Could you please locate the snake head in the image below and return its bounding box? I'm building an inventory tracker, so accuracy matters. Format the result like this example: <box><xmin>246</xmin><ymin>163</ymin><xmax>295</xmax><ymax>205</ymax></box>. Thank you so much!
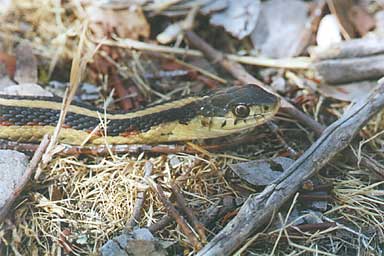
<box><xmin>198</xmin><ymin>84</ymin><xmax>280</xmax><ymax>132</ymax></box>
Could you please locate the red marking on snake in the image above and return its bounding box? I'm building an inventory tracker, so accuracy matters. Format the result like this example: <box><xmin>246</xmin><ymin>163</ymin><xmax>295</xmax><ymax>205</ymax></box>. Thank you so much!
<box><xmin>0</xmin><ymin>121</ymin><xmax>12</xmax><ymax>126</ymax></box>
<box><xmin>120</xmin><ymin>130</ymin><xmax>140</xmax><ymax>137</ymax></box>
<box><xmin>26</xmin><ymin>122</ymin><xmax>39</xmax><ymax>126</ymax></box>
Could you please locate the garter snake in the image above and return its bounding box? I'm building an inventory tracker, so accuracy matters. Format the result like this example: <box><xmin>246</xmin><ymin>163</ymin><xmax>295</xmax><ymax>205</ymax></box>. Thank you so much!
<box><xmin>0</xmin><ymin>84</ymin><xmax>280</xmax><ymax>145</ymax></box>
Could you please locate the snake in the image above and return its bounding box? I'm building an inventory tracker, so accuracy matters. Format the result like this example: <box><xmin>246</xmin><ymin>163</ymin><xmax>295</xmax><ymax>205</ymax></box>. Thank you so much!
<box><xmin>0</xmin><ymin>84</ymin><xmax>280</xmax><ymax>145</ymax></box>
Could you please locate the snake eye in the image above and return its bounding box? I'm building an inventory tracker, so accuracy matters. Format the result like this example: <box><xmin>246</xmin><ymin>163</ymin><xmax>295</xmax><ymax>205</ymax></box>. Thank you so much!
<box><xmin>233</xmin><ymin>104</ymin><xmax>250</xmax><ymax>118</ymax></box>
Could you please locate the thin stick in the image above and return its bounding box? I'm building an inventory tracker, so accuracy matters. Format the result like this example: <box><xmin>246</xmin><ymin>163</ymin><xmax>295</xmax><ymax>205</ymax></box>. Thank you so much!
<box><xmin>171</xmin><ymin>183</ymin><xmax>207</xmax><ymax>243</ymax></box>
<box><xmin>125</xmin><ymin>161</ymin><xmax>153</xmax><ymax>230</ymax></box>
<box><xmin>152</xmin><ymin>182</ymin><xmax>202</xmax><ymax>250</ymax></box>
<box><xmin>0</xmin><ymin>134</ymin><xmax>266</xmax><ymax>156</ymax></box>
<box><xmin>99</xmin><ymin>37</ymin><xmax>312</xmax><ymax>70</ymax></box>
<box><xmin>267</xmin><ymin>121</ymin><xmax>299</xmax><ymax>158</ymax></box>
<box><xmin>148</xmin><ymin>216</ymin><xmax>173</xmax><ymax>233</ymax></box>
<box><xmin>196</xmin><ymin>80</ymin><xmax>384</xmax><ymax>255</ymax></box>
<box><xmin>0</xmin><ymin>135</ymin><xmax>50</xmax><ymax>223</ymax></box>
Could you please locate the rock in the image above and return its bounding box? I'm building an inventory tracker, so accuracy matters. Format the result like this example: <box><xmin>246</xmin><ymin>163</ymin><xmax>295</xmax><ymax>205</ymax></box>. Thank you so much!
<box><xmin>0</xmin><ymin>150</ymin><xmax>29</xmax><ymax>209</ymax></box>
<box><xmin>100</xmin><ymin>228</ymin><xmax>167</xmax><ymax>256</ymax></box>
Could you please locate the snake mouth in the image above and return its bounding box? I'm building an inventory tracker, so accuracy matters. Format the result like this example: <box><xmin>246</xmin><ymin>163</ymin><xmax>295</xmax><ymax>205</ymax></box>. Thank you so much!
<box><xmin>205</xmin><ymin>114</ymin><xmax>273</xmax><ymax>133</ymax></box>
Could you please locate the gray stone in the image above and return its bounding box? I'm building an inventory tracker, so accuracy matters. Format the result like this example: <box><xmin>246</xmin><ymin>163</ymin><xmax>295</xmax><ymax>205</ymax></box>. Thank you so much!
<box><xmin>0</xmin><ymin>150</ymin><xmax>29</xmax><ymax>209</ymax></box>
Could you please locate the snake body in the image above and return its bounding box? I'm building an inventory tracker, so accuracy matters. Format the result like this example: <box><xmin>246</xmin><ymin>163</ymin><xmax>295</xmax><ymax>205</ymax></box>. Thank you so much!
<box><xmin>0</xmin><ymin>84</ymin><xmax>280</xmax><ymax>145</ymax></box>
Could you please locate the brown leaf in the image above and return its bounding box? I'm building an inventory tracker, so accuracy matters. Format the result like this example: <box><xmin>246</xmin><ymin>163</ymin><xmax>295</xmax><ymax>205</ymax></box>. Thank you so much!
<box><xmin>348</xmin><ymin>5</ymin><xmax>376</xmax><ymax>36</ymax></box>
<box><xmin>85</xmin><ymin>4</ymin><xmax>150</xmax><ymax>39</ymax></box>
<box><xmin>0</xmin><ymin>51</ymin><xmax>16</xmax><ymax>78</ymax></box>
<box><xmin>327</xmin><ymin>0</ymin><xmax>356</xmax><ymax>39</ymax></box>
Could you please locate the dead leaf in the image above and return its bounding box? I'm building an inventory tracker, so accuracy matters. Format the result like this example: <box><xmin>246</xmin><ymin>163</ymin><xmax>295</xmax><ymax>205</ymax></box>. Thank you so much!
<box><xmin>317</xmin><ymin>81</ymin><xmax>376</xmax><ymax>102</ymax></box>
<box><xmin>85</xmin><ymin>4</ymin><xmax>150</xmax><ymax>39</ymax></box>
<box><xmin>229</xmin><ymin>157</ymin><xmax>294</xmax><ymax>186</ymax></box>
<box><xmin>348</xmin><ymin>5</ymin><xmax>376</xmax><ymax>36</ymax></box>
<box><xmin>327</xmin><ymin>0</ymin><xmax>356</xmax><ymax>39</ymax></box>
<box><xmin>250</xmin><ymin>0</ymin><xmax>309</xmax><ymax>58</ymax></box>
<box><xmin>210</xmin><ymin>0</ymin><xmax>261</xmax><ymax>39</ymax></box>
<box><xmin>0</xmin><ymin>51</ymin><xmax>16</xmax><ymax>78</ymax></box>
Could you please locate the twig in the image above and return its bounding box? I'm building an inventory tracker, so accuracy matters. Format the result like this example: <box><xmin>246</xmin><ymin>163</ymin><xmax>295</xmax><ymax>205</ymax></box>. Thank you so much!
<box><xmin>159</xmin><ymin>53</ymin><xmax>227</xmax><ymax>84</ymax></box>
<box><xmin>267</xmin><ymin>121</ymin><xmax>299</xmax><ymax>158</ymax></box>
<box><xmin>287</xmin><ymin>222</ymin><xmax>337</xmax><ymax>234</ymax></box>
<box><xmin>0</xmin><ymin>135</ymin><xmax>50</xmax><ymax>223</ymax></box>
<box><xmin>125</xmin><ymin>161</ymin><xmax>153</xmax><ymax>230</ymax></box>
<box><xmin>196</xmin><ymin>80</ymin><xmax>384</xmax><ymax>255</ymax></box>
<box><xmin>184</xmin><ymin>31</ymin><xmax>325</xmax><ymax>136</ymax></box>
<box><xmin>0</xmin><ymin>133</ymin><xmax>269</xmax><ymax>156</ymax></box>
<box><xmin>0</xmin><ymin>141</ymin><xmax>194</xmax><ymax>155</ymax></box>
<box><xmin>298</xmin><ymin>194</ymin><xmax>333</xmax><ymax>202</ymax></box>
<box><xmin>99</xmin><ymin>37</ymin><xmax>312</xmax><ymax>70</ymax></box>
<box><xmin>152</xmin><ymin>182</ymin><xmax>202</xmax><ymax>250</ymax></box>
<box><xmin>148</xmin><ymin>216</ymin><xmax>173</xmax><ymax>233</ymax></box>
<box><xmin>358</xmin><ymin>152</ymin><xmax>384</xmax><ymax>179</ymax></box>
<box><xmin>171</xmin><ymin>183</ymin><xmax>207</xmax><ymax>243</ymax></box>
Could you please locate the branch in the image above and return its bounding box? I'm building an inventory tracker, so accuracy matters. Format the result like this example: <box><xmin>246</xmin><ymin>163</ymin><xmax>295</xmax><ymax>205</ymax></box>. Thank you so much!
<box><xmin>152</xmin><ymin>183</ymin><xmax>202</xmax><ymax>250</ymax></box>
<box><xmin>197</xmin><ymin>80</ymin><xmax>384</xmax><ymax>255</ymax></box>
<box><xmin>125</xmin><ymin>161</ymin><xmax>153</xmax><ymax>230</ymax></box>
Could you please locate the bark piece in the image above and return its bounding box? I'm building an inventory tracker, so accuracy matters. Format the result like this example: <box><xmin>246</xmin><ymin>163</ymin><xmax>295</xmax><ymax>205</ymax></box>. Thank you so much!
<box><xmin>314</xmin><ymin>54</ymin><xmax>384</xmax><ymax>84</ymax></box>
<box><xmin>310</xmin><ymin>37</ymin><xmax>384</xmax><ymax>60</ymax></box>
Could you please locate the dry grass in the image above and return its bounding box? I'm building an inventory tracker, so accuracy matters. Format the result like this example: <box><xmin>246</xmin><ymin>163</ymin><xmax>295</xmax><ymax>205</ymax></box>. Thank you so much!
<box><xmin>6</xmin><ymin>153</ymin><xmax>239</xmax><ymax>255</ymax></box>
